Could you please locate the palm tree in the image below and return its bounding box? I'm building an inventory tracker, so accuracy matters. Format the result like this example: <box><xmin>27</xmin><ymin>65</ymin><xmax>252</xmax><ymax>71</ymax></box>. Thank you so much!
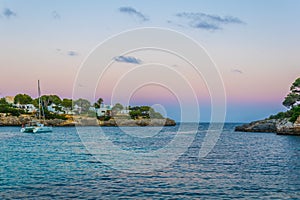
<box><xmin>94</xmin><ymin>98</ymin><xmax>104</xmax><ymax>108</ymax></box>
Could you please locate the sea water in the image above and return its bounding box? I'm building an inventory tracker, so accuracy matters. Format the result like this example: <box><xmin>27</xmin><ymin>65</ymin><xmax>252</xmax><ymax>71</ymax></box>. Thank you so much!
<box><xmin>0</xmin><ymin>124</ymin><xmax>299</xmax><ymax>199</ymax></box>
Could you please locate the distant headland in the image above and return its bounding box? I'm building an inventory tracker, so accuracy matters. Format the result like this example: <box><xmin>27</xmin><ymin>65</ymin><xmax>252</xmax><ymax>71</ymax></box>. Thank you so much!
<box><xmin>235</xmin><ymin>77</ymin><xmax>300</xmax><ymax>135</ymax></box>
<box><xmin>0</xmin><ymin>95</ymin><xmax>176</xmax><ymax>127</ymax></box>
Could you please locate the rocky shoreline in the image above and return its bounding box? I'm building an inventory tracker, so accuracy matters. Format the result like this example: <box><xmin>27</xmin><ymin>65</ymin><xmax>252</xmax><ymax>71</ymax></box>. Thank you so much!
<box><xmin>235</xmin><ymin>116</ymin><xmax>300</xmax><ymax>136</ymax></box>
<box><xmin>0</xmin><ymin>115</ymin><xmax>176</xmax><ymax>127</ymax></box>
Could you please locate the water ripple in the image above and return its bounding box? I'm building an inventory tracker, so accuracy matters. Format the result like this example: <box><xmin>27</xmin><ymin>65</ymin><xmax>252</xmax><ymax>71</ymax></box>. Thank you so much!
<box><xmin>0</xmin><ymin>124</ymin><xmax>299</xmax><ymax>199</ymax></box>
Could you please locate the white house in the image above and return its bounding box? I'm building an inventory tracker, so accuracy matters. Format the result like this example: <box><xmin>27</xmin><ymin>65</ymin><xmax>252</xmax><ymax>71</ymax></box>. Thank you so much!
<box><xmin>47</xmin><ymin>103</ymin><xmax>64</xmax><ymax>114</ymax></box>
<box><xmin>72</xmin><ymin>104</ymin><xmax>82</xmax><ymax>114</ymax></box>
<box><xmin>96</xmin><ymin>104</ymin><xmax>113</xmax><ymax>117</ymax></box>
<box><xmin>118</xmin><ymin>109</ymin><xmax>130</xmax><ymax>115</ymax></box>
<box><xmin>63</xmin><ymin>108</ymin><xmax>75</xmax><ymax>115</ymax></box>
<box><xmin>24</xmin><ymin>104</ymin><xmax>36</xmax><ymax>113</ymax></box>
<box><xmin>14</xmin><ymin>103</ymin><xmax>36</xmax><ymax>113</ymax></box>
<box><xmin>47</xmin><ymin>103</ymin><xmax>56</xmax><ymax>113</ymax></box>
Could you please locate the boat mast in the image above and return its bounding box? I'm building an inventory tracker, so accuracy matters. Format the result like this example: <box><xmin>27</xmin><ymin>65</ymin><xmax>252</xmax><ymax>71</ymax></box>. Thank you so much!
<box><xmin>38</xmin><ymin>80</ymin><xmax>46</xmax><ymax>122</ymax></box>
<box><xmin>38</xmin><ymin>80</ymin><xmax>41</xmax><ymax>121</ymax></box>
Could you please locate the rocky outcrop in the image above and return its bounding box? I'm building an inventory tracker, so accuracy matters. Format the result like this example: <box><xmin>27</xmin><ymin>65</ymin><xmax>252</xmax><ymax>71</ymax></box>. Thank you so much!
<box><xmin>276</xmin><ymin>116</ymin><xmax>300</xmax><ymax>135</ymax></box>
<box><xmin>78</xmin><ymin>118</ymin><xmax>176</xmax><ymax>127</ymax></box>
<box><xmin>235</xmin><ymin>116</ymin><xmax>300</xmax><ymax>135</ymax></box>
<box><xmin>235</xmin><ymin>119</ymin><xmax>277</xmax><ymax>133</ymax></box>
<box><xmin>0</xmin><ymin>115</ymin><xmax>176</xmax><ymax>127</ymax></box>
<box><xmin>0</xmin><ymin>115</ymin><xmax>74</xmax><ymax>127</ymax></box>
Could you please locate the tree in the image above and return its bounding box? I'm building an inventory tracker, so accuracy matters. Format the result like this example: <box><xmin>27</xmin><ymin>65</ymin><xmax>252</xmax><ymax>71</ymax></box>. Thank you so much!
<box><xmin>112</xmin><ymin>103</ymin><xmax>124</xmax><ymax>116</ymax></box>
<box><xmin>94</xmin><ymin>98</ymin><xmax>103</xmax><ymax>108</ymax></box>
<box><xmin>14</xmin><ymin>94</ymin><xmax>33</xmax><ymax>104</ymax></box>
<box><xmin>0</xmin><ymin>98</ymin><xmax>8</xmax><ymax>105</ymax></box>
<box><xmin>74</xmin><ymin>98</ymin><xmax>91</xmax><ymax>113</ymax></box>
<box><xmin>283</xmin><ymin>77</ymin><xmax>300</xmax><ymax>108</ymax></box>
<box><xmin>291</xmin><ymin>77</ymin><xmax>300</xmax><ymax>93</ymax></box>
<box><xmin>113</xmin><ymin>103</ymin><xmax>124</xmax><ymax>111</ymax></box>
<box><xmin>32</xmin><ymin>98</ymin><xmax>39</xmax><ymax>108</ymax></box>
<box><xmin>61</xmin><ymin>98</ymin><xmax>73</xmax><ymax>109</ymax></box>
<box><xmin>40</xmin><ymin>95</ymin><xmax>50</xmax><ymax>106</ymax></box>
<box><xmin>40</xmin><ymin>95</ymin><xmax>62</xmax><ymax>106</ymax></box>
<box><xmin>129</xmin><ymin>110</ymin><xmax>142</xmax><ymax>119</ymax></box>
<box><xmin>49</xmin><ymin>95</ymin><xmax>62</xmax><ymax>105</ymax></box>
<box><xmin>149</xmin><ymin>108</ymin><xmax>164</xmax><ymax>119</ymax></box>
<box><xmin>283</xmin><ymin>93</ymin><xmax>300</xmax><ymax>109</ymax></box>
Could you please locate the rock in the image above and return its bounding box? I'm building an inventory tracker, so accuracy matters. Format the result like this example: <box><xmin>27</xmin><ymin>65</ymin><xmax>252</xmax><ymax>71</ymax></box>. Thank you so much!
<box><xmin>276</xmin><ymin>116</ymin><xmax>300</xmax><ymax>135</ymax></box>
<box><xmin>163</xmin><ymin>118</ymin><xmax>176</xmax><ymax>126</ymax></box>
<box><xmin>101</xmin><ymin>119</ymin><xmax>118</xmax><ymax>126</ymax></box>
<box><xmin>74</xmin><ymin>117</ymin><xmax>98</xmax><ymax>126</ymax></box>
<box><xmin>235</xmin><ymin>117</ymin><xmax>300</xmax><ymax>135</ymax></box>
<box><xmin>294</xmin><ymin>116</ymin><xmax>300</xmax><ymax>127</ymax></box>
<box><xmin>0</xmin><ymin>115</ymin><xmax>31</xmax><ymax>126</ymax></box>
<box><xmin>44</xmin><ymin>119</ymin><xmax>65</xmax><ymax>126</ymax></box>
<box><xmin>107</xmin><ymin>118</ymin><xmax>176</xmax><ymax>127</ymax></box>
<box><xmin>0</xmin><ymin>114</ymin><xmax>176</xmax><ymax>127</ymax></box>
<box><xmin>235</xmin><ymin>119</ymin><xmax>277</xmax><ymax>133</ymax></box>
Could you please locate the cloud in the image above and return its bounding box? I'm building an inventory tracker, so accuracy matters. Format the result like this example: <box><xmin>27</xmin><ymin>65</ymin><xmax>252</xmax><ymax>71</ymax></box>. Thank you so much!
<box><xmin>193</xmin><ymin>22</ymin><xmax>220</xmax><ymax>30</ymax></box>
<box><xmin>231</xmin><ymin>69</ymin><xmax>243</xmax><ymax>74</ymax></box>
<box><xmin>3</xmin><ymin>8</ymin><xmax>16</xmax><ymax>18</ymax></box>
<box><xmin>67</xmin><ymin>51</ymin><xmax>79</xmax><ymax>56</ymax></box>
<box><xmin>113</xmin><ymin>56</ymin><xmax>142</xmax><ymax>64</ymax></box>
<box><xmin>119</xmin><ymin>6</ymin><xmax>149</xmax><ymax>21</ymax></box>
<box><xmin>175</xmin><ymin>12</ymin><xmax>245</xmax><ymax>30</ymax></box>
<box><xmin>52</xmin><ymin>11</ymin><xmax>60</xmax><ymax>19</ymax></box>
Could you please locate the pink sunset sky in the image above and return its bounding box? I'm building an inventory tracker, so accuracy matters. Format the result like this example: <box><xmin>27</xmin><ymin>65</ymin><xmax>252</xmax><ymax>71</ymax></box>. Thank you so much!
<box><xmin>1</xmin><ymin>0</ymin><xmax>299</xmax><ymax>122</ymax></box>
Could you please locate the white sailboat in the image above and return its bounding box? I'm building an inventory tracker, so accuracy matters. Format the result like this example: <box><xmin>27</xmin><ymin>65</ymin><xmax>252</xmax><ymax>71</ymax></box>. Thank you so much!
<box><xmin>20</xmin><ymin>80</ymin><xmax>53</xmax><ymax>133</ymax></box>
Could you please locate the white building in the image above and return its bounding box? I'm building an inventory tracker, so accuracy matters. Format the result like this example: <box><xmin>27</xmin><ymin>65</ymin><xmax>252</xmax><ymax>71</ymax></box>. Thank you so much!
<box><xmin>96</xmin><ymin>104</ymin><xmax>113</xmax><ymax>117</ymax></box>
<box><xmin>15</xmin><ymin>104</ymin><xmax>36</xmax><ymax>113</ymax></box>
<box><xmin>118</xmin><ymin>109</ymin><xmax>130</xmax><ymax>115</ymax></box>
<box><xmin>72</xmin><ymin>104</ymin><xmax>82</xmax><ymax>114</ymax></box>
<box><xmin>47</xmin><ymin>103</ymin><xmax>64</xmax><ymax>114</ymax></box>
<box><xmin>25</xmin><ymin>104</ymin><xmax>36</xmax><ymax>113</ymax></box>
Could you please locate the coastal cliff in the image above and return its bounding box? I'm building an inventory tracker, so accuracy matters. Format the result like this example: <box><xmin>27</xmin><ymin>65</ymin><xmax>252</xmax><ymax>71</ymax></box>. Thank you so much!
<box><xmin>235</xmin><ymin>77</ymin><xmax>300</xmax><ymax>136</ymax></box>
<box><xmin>235</xmin><ymin>116</ymin><xmax>300</xmax><ymax>135</ymax></box>
<box><xmin>0</xmin><ymin>115</ymin><xmax>176</xmax><ymax>127</ymax></box>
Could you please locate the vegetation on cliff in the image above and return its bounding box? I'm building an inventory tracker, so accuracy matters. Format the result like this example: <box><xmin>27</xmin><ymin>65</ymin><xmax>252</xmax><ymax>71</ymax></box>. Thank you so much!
<box><xmin>269</xmin><ymin>77</ymin><xmax>300</xmax><ymax>123</ymax></box>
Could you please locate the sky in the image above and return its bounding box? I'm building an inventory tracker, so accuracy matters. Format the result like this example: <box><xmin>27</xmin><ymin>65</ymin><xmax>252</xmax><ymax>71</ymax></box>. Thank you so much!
<box><xmin>0</xmin><ymin>0</ymin><xmax>299</xmax><ymax>122</ymax></box>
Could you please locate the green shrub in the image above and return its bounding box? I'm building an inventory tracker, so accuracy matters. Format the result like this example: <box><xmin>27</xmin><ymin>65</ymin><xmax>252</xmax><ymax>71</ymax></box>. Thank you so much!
<box><xmin>0</xmin><ymin>105</ymin><xmax>25</xmax><ymax>117</ymax></box>
<box><xmin>289</xmin><ymin>105</ymin><xmax>300</xmax><ymax>123</ymax></box>
<box><xmin>268</xmin><ymin>105</ymin><xmax>300</xmax><ymax>123</ymax></box>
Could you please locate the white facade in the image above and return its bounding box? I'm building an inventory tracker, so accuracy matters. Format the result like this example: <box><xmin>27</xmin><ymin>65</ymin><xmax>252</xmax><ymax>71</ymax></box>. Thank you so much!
<box><xmin>119</xmin><ymin>109</ymin><xmax>130</xmax><ymax>115</ymax></box>
<box><xmin>47</xmin><ymin>103</ymin><xmax>64</xmax><ymax>114</ymax></box>
<box><xmin>15</xmin><ymin>103</ymin><xmax>36</xmax><ymax>113</ymax></box>
<box><xmin>96</xmin><ymin>104</ymin><xmax>113</xmax><ymax>117</ymax></box>
<box><xmin>25</xmin><ymin>104</ymin><xmax>36</xmax><ymax>113</ymax></box>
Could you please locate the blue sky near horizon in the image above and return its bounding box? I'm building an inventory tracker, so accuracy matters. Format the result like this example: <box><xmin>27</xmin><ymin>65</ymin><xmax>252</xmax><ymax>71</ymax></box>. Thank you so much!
<box><xmin>0</xmin><ymin>0</ymin><xmax>300</xmax><ymax>122</ymax></box>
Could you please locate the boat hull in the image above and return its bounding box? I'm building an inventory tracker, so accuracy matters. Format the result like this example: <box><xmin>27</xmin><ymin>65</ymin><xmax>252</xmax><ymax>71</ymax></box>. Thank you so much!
<box><xmin>33</xmin><ymin>126</ymin><xmax>53</xmax><ymax>133</ymax></box>
<box><xmin>20</xmin><ymin>127</ymin><xmax>35</xmax><ymax>133</ymax></box>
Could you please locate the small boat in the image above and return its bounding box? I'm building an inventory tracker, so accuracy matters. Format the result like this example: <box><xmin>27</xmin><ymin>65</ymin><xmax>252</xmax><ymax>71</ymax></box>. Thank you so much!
<box><xmin>20</xmin><ymin>80</ymin><xmax>53</xmax><ymax>133</ymax></box>
<box><xmin>20</xmin><ymin>121</ymin><xmax>36</xmax><ymax>133</ymax></box>
<box><xmin>21</xmin><ymin>121</ymin><xmax>52</xmax><ymax>133</ymax></box>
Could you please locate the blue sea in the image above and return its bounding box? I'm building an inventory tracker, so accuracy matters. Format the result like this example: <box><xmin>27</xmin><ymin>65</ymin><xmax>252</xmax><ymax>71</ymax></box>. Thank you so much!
<box><xmin>0</xmin><ymin>123</ymin><xmax>299</xmax><ymax>199</ymax></box>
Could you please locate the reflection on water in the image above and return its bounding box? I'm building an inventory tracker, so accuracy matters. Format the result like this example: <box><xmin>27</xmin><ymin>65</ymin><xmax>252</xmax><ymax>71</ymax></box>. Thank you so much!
<box><xmin>0</xmin><ymin>124</ymin><xmax>299</xmax><ymax>199</ymax></box>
